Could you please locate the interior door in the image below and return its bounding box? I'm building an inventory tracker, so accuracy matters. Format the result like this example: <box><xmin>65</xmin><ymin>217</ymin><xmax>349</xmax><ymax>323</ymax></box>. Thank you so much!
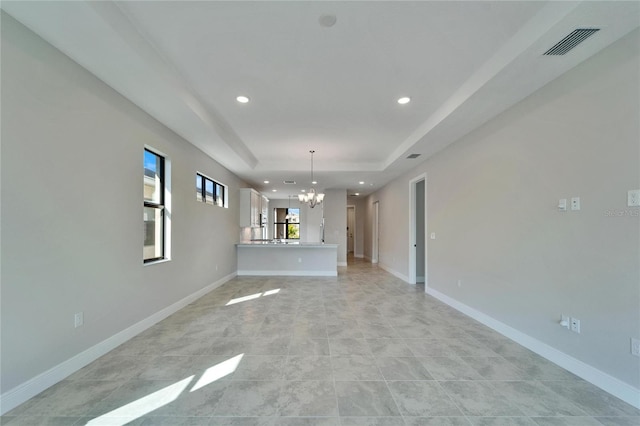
<box><xmin>347</xmin><ymin>206</ymin><xmax>355</xmax><ymax>254</ymax></box>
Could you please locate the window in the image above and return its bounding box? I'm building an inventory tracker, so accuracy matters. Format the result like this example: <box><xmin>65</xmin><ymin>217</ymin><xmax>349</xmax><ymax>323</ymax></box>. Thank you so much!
<box><xmin>144</xmin><ymin>149</ymin><xmax>165</xmax><ymax>262</ymax></box>
<box><xmin>274</xmin><ymin>208</ymin><xmax>300</xmax><ymax>239</ymax></box>
<box><xmin>196</xmin><ymin>173</ymin><xmax>225</xmax><ymax>207</ymax></box>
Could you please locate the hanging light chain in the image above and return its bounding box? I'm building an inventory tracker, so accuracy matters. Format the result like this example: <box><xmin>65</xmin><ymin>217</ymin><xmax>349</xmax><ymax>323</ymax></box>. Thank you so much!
<box><xmin>310</xmin><ymin>150</ymin><xmax>315</xmax><ymax>183</ymax></box>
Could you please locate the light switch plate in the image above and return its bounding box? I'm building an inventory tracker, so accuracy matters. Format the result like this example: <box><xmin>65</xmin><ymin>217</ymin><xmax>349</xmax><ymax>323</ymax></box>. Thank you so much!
<box><xmin>628</xmin><ymin>190</ymin><xmax>640</xmax><ymax>207</ymax></box>
<box><xmin>558</xmin><ymin>199</ymin><xmax>567</xmax><ymax>211</ymax></box>
<box><xmin>560</xmin><ymin>314</ymin><xmax>570</xmax><ymax>329</ymax></box>
<box><xmin>632</xmin><ymin>338</ymin><xmax>640</xmax><ymax>357</ymax></box>
<box><xmin>74</xmin><ymin>312</ymin><xmax>84</xmax><ymax>328</ymax></box>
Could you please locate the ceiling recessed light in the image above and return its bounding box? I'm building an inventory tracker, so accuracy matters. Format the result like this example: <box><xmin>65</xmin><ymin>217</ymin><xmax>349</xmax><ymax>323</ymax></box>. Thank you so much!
<box><xmin>264</xmin><ymin>180</ymin><xmax>269</xmax><ymax>184</ymax></box>
<box><xmin>272</xmin><ymin>189</ymin><xmax>277</xmax><ymax>192</ymax></box>
<box><xmin>319</xmin><ymin>14</ymin><xmax>337</xmax><ymax>28</ymax></box>
<box><xmin>397</xmin><ymin>97</ymin><xmax>411</xmax><ymax>105</ymax></box>
<box><xmin>312</xmin><ymin>181</ymin><xmax>317</xmax><ymax>185</ymax></box>
<box><xmin>301</xmin><ymin>189</ymin><xmax>306</xmax><ymax>193</ymax></box>
<box><xmin>355</xmin><ymin>193</ymin><xmax>360</xmax><ymax>196</ymax></box>
<box><xmin>359</xmin><ymin>181</ymin><xmax>365</xmax><ymax>185</ymax></box>
<box><xmin>236</xmin><ymin>95</ymin><xmax>250</xmax><ymax>103</ymax></box>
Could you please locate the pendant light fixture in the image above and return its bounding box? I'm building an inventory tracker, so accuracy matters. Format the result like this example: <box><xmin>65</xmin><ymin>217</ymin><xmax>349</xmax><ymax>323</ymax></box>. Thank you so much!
<box><xmin>298</xmin><ymin>150</ymin><xmax>325</xmax><ymax>208</ymax></box>
<box><xmin>285</xmin><ymin>195</ymin><xmax>294</xmax><ymax>220</ymax></box>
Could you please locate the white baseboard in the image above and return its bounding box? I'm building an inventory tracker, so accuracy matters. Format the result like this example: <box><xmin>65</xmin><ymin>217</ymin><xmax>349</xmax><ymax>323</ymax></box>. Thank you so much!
<box><xmin>354</xmin><ymin>254</ymin><xmax>364</xmax><ymax>258</ymax></box>
<box><xmin>0</xmin><ymin>272</ymin><xmax>236</xmax><ymax>416</ymax></box>
<box><xmin>379</xmin><ymin>263</ymin><xmax>410</xmax><ymax>283</ymax></box>
<box><xmin>337</xmin><ymin>262</ymin><xmax>348</xmax><ymax>267</ymax></box>
<box><xmin>237</xmin><ymin>270</ymin><xmax>337</xmax><ymax>277</ymax></box>
<box><xmin>426</xmin><ymin>287</ymin><xmax>640</xmax><ymax>410</ymax></box>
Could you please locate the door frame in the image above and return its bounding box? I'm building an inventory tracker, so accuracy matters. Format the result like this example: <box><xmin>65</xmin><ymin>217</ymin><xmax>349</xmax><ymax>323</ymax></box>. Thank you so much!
<box><xmin>347</xmin><ymin>205</ymin><xmax>356</xmax><ymax>255</ymax></box>
<box><xmin>372</xmin><ymin>201</ymin><xmax>379</xmax><ymax>264</ymax></box>
<box><xmin>409</xmin><ymin>173</ymin><xmax>427</xmax><ymax>286</ymax></box>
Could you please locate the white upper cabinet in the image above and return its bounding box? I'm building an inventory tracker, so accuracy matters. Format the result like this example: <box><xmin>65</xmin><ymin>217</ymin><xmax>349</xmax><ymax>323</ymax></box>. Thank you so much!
<box><xmin>240</xmin><ymin>188</ymin><xmax>265</xmax><ymax>228</ymax></box>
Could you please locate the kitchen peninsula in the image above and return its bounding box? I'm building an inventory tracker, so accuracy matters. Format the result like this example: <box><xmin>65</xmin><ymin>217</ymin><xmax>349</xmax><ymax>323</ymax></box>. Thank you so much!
<box><xmin>236</xmin><ymin>241</ymin><xmax>338</xmax><ymax>276</ymax></box>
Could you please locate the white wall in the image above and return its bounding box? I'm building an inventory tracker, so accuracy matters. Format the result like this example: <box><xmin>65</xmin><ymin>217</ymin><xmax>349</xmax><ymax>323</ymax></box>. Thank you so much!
<box><xmin>323</xmin><ymin>189</ymin><xmax>347</xmax><ymax>265</ymax></box>
<box><xmin>366</xmin><ymin>182</ymin><xmax>411</xmax><ymax>279</ymax></box>
<box><xmin>304</xmin><ymin>201</ymin><xmax>324</xmax><ymax>243</ymax></box>
<box><xmin>1</xmin><ymin>13</ymin><xmax>246</xmax><ymax>396</ymax></box>
<box><xmin>365</xmin><ymin>29</ymin><xmax>640</xmax><ymax>393</ymax></box>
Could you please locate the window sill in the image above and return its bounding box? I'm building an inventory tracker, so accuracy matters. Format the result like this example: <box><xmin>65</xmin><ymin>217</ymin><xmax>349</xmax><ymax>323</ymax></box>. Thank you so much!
<box><xmin>144</xmin><ymin>258</ymin><xmax>171</xmax><ymax>267</ymax></box>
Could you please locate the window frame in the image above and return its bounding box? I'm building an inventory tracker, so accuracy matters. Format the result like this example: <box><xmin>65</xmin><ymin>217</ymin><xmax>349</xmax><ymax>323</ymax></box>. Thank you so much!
<box><xmin>273</xmin><ymin>207</ymin><xmax>300</xmax><ymax>240</ymax></box>
<box><xmin>196</xmin><ymin>172</ymin><xmax>227</xmax><ymax>208</ymax></box>
<box><xmin>144</xmin><ymin>148</ymin><xmax>166</xmax><ymax>263</ymax></box>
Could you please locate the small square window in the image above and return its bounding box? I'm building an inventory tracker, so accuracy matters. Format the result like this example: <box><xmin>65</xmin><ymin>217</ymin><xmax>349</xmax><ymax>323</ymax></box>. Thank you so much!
<box><xmin>196</xmin><ymin>173</ymin><xmax>227</xmax><ymax>208</ymax></box>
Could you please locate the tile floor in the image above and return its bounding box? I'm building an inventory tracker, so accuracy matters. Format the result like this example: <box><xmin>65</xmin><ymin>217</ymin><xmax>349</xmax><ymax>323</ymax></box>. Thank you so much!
<box><xmin>3</xmin><ymin>258</ymin><xmax>639</xmax><ymax>425</ymax></box>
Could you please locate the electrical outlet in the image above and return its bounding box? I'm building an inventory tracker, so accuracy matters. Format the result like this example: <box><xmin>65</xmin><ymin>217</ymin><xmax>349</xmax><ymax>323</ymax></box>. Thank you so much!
<box><xmin>632</xmin><ymin>338</ymin><xmax>640</xmax><ymax>357</ymax></box>
<box><xmin>457</xmin><ymin>280</ymin><xmax>462</xmax><ymax>288</ymax></box>
<box><xmin>628</xmin><ymin>190</ymin><xmax>640</xmax><ymax>207</ymax></box>
<box><xmin>571</xmin><ymin>197</ymin><xmax>580</xmax><ymax>211</ymax></box>
<box><xmin>298</xmin><ymin>257</ymin><xmax>302</xmax><ymax>263</ymax></box>
<box><xmin>74</xmin><ymin>312</ymin><xmax>84</xmax><ymax>328</ymax></box>
<box><xmin>570</xmin><ymin>317</ymin><xmax>580</xmax><ymax>333</ymax></box>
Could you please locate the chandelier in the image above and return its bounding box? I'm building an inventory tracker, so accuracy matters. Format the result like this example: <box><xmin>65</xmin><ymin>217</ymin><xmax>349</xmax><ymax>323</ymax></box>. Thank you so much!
<box><xmin>298</xmin><ymin>150</ymin><xmax>325</xmax><ymax>208</ymax></box>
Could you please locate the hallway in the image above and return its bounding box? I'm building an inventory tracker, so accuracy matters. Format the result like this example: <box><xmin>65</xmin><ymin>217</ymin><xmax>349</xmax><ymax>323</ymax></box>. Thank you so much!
<box><xmin>4</xmin><ymin>259</ymin><xmax>639</xmax><ymax>425</ymax></box>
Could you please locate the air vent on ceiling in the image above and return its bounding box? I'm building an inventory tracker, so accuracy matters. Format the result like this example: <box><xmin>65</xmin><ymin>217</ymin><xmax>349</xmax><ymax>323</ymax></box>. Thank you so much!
<box><xmin>543</xmin><ymin>28</ymin><xmax>600</xmax><ymax>56</ymax></box>
<box><xmin>283</xmin><ymin>180</ymin><xmax>296</xmax><ymax>185</ymax></box>
<box><xmin>406</xmin><ymin>153</ymin><xmax>421</xmax><ymax>159</ymax></box>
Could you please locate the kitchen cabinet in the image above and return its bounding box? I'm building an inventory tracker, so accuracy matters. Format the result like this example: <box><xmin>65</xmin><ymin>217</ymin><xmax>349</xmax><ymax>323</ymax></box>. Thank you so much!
<box><xmin>261</xmin><ymin>195</ymin><xmax>269</xmax><ymax>228</ymax></box>
<box><xmin>239</xmin><ymin>188</ymin><xmax>263</xmax><ymax>228</ymax></box>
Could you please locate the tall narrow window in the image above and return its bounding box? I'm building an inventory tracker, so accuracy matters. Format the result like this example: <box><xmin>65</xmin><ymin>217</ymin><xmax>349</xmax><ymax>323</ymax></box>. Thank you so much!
<box><xmin>144</xmin><ymin>149</ymin><xmax>165</xmax><ymax>262</ymax></box>
<box><xmin>196</xmin><ymin>174</ymin><xmax>203</xmax><ymax>202</ymax></box>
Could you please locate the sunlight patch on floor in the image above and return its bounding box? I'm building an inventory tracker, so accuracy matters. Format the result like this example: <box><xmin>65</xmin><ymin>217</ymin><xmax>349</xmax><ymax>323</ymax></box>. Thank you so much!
<box><xmin>226</xmin><ymin>288</ymin><xmax>281</xmax><ymax>306</ymax></box>
<box><xmin>190</xmin><ymin>353</ymin><xmax>244</xmax><ymax>392</ymax></box>
<box><xmin>86</xmin><ymin>376</ymin><xmax>194</xmax><ymax>425</ymax></box>
<box><xmin>85</xmin><ymin>353</ymin><xmax>245</xmax><ymax>425</ymax></box>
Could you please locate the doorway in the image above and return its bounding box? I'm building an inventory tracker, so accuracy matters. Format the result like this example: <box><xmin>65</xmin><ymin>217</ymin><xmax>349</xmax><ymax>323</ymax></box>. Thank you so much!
<box><xmin>409</xmin><ymin>174</ymin><xmax>427</xmax><ymax>286</ymax></box>
<box><xmin>347</xmin><ymin>205</ymin><xmax>355</xmax><ymax>255</ymax></box>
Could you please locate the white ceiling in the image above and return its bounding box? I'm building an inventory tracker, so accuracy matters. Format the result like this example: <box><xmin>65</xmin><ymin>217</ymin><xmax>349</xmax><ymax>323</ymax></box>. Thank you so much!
<box><xmin>3</xmin><ymin>1</ymin><xmax>639</xmax><ymax>198</ymax></box>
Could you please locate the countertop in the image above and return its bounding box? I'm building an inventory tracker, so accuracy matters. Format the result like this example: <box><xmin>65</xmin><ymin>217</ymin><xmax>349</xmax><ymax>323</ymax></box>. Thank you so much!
<box><xmin>237</xmin><ymin>241</ymin><xmax>338</xmax><ymax>248</ymax></box>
